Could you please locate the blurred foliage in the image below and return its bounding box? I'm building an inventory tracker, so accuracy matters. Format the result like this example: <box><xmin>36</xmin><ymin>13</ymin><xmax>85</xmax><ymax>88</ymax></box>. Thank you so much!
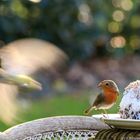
<box><xmin>0</xmin><ymin>0</ymin><xmax>138</xmax><ymax>129</ymax></box>
<box><xmin>0</xmin><ymin>0</ymin><xmax>139</xmax><ymax>60</ymax></box>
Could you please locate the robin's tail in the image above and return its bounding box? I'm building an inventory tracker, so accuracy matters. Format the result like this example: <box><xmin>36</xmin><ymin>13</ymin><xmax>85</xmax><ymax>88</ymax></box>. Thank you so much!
<box><xmin>84</xmin><ymin>106</ymin><xmax>94</xmax><ymax>116</ymax></box>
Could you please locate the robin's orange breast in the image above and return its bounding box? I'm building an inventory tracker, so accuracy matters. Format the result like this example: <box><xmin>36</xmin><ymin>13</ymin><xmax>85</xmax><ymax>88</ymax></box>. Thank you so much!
<box><xmin>103</xmin><ymin>88</ymin><xmax>118</xmax><ymax>105</ymax></box>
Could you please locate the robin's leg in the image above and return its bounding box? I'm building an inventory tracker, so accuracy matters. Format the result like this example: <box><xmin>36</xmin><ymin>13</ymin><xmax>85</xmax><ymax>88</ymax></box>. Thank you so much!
<box><xmin>96</xmin><ymin>109</ymin><xmax>101</xmax><ymax>114</ymax></box>
<box><xmin>102</xmin><ymin>109</ymin><xmax>109</xmax><ymax>118</ymax></box>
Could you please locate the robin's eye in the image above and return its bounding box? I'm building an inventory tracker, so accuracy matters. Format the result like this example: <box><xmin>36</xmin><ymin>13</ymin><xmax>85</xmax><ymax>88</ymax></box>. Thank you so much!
<box><xmin>106</xmin><ymin>83</ymin><xmax>109</xmax><ymax>86</ymax></box>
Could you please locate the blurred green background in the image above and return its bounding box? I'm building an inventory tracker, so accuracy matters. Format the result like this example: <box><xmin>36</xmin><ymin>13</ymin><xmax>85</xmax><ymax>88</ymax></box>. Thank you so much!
<box><xmin>0</xmin><ymin>0</ymin><xmax>140</xmax><ymax>130</ymax></box>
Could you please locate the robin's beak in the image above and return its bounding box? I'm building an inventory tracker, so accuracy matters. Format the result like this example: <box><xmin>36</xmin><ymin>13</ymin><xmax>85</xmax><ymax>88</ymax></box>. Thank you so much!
<box><xmin>97</xmin><ymin>82</ymin><xmax>102</xmax><ymax>88</ymax></box>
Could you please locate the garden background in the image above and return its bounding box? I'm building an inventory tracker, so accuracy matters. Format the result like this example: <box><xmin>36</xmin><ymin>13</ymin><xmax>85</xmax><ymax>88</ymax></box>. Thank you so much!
<box><xmin>0</xmin><ymin>0</ymin><xmax>139</xmax><ymax>130</ymax></box>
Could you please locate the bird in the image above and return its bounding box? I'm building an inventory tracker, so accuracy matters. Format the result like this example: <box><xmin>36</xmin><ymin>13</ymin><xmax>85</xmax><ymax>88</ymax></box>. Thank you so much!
<box><xmin>0</xmin><ymin>38</ymin><xmax>67</xmax><ymax>124</ymax></box>
<box><xmin>84</xmin><ymin>80</ymin><xmax>119</xmax><ymax>116</ymax></box>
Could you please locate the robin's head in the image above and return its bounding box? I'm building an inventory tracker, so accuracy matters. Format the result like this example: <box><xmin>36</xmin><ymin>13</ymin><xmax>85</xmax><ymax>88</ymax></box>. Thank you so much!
<box><xmin>98</xmin><ymin>80</ymin><xmax>119</xmax><ymax>94</ymax></box>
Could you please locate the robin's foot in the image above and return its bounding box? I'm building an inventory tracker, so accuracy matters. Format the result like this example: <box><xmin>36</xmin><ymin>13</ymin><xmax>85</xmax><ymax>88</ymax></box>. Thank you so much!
<box><xmin>102</xmin><ymin>114</ymin><xmax>109</xmax><ymax>118</ymax></box>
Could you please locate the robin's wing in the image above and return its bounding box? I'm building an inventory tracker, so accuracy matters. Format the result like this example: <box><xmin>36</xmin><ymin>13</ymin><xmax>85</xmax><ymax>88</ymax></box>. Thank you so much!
<box><xmin>0</xmin><ymin>38</ymin><xmax>67</xmax><ymax>75</ymax></box>
<box><xmin>92</xmin><ymin>92</ymin><xmax>105</xmax><ymax>108</ymax></box>
<box><xmin>84</xmin><ymin>92</ymin><xmax>105</xmax><ymax>115</ymax></box>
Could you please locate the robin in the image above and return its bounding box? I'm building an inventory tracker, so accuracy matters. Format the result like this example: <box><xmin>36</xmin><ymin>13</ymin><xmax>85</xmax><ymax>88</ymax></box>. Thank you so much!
<box><xmin>84</xmin><ymin>80</ymin><xmax>119</xmax><ymax>115</ymax></box>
